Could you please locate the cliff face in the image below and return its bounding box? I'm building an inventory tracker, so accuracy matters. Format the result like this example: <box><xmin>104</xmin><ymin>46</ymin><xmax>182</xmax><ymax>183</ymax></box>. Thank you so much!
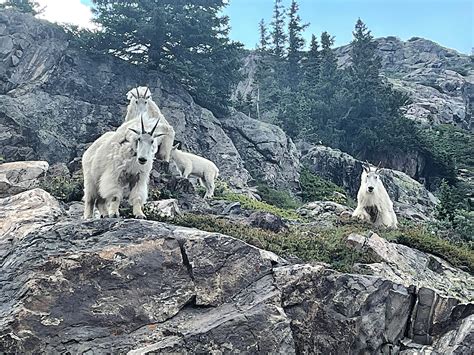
<box><xmin>0</xmin><ymin>9</ymin><xmax>303</xmax><ymax>191</ymax></box>
<box><xmin>336</xmin><ymin>36</ymin><xmax>473</xmax><ymax>130</ymax></box>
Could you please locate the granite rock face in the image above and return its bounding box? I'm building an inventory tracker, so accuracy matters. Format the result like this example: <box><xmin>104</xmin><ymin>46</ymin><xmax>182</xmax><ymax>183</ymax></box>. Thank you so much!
<box><xmin>302</xmin><ymin>145</ymin><xmax>438</xmax><ymax>220</ymax></box>
<box><xmin>335</xmin><ymin>36</ymin><xmax>473</xmax><ymax>130</ymax></box>
<box><xmin>223</xmin><ymin>112</ymin><xmax>301</xmax><ymax>191</ymax></box>
<box><xmin>0</xmin><ymin>9</ymin><xmax>302</xmax><ymax>191</ymax></box>
<box><xmin>0</xmin><ymin>189</ymin><xmax>472</xmax><ymax>354</ymax></box>
<box><xmin>0</xmin><ymin>160</ymin><xmax>48</xmax><ymax>197</ymax></box>
<box><xmin>347</xmin><ymin>232</ymin><xmax>473</xmax><ymax>301</ymax></box>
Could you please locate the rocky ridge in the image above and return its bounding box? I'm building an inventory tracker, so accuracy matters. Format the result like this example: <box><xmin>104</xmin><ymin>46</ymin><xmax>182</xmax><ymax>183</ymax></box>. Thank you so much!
<box><xmin>0</xmin><ymin>187</ymin><xmax>472</xmax><ymax>354</ymax></box>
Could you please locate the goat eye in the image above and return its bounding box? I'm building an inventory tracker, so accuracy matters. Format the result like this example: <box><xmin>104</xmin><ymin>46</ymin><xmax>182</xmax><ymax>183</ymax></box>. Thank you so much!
<box><xmin>135</xmin><ymin>100</ymin><xmax>138</xmax><ymax>104</ymax></box>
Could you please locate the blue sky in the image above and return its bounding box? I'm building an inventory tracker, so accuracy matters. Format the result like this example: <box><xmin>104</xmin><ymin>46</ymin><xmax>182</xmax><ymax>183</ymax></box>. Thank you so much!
<box><xmin>79</xmin><ymin>0</ymin><xmax>473</xmax><ymax>53</ymax></box>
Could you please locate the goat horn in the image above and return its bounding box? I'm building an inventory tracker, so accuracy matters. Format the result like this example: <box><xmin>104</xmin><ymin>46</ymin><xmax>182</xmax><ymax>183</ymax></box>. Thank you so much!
<box><xmin>136</xmin><ymin>87</ymin><xmax>140</xmax><ymax>99</ymax></box>
<box><xmin>130</xmin><ymin>91</ymin><xmax>138</xmax><ymax>99</ymax></box>
<box><xmin>150</xmin><ymin>117</ymin><xmax>161</xmax><ymax>136</ymax></box>
<box><xmin>376</xmin><ymin>161</ymin><xmax>382</xmax><ymax>170</ymax></box>
<box><xmin>141</xmin><ymin>114</ymin><xmax>145</xmax><ymax>134</ymax></box>
<box><xmin>145</xmin><ymin>87</ymin><xmax>150</xmax><ymax>97</ymax></box>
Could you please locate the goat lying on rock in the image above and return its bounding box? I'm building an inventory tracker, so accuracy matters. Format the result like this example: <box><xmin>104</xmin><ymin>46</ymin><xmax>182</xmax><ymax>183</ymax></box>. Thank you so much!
<box><xmin>170</xmin><ymin>145</ymin><xmax>219</xmax><ymax>198</ymax></box>
<box><xmin>352</xmin><ymin>162</ymin><xmax>398</xmax><ymax>229</ymax></box>
<box><xmin>82</xmin><ymin>117</ymin><xmax>163</xmax><ymax>219</ymax></box>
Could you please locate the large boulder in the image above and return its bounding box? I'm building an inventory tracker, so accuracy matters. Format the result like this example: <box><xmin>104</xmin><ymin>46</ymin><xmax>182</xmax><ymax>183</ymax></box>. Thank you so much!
<box><xmin>346</xmin><ymin>232</ymin><xmax>473</xmax><ymax>301</ymax></box>
<box><xmin>223</xmin><ymin>112</ymin><xmax>300</xmax><ymax>191</ymax></box>
<box><xmin>0</xmin><ymin>160</ymin><xmax>48</xmax><ymax>197</ymax></box>
<box><xmin>302</xmin><ymin>145</ymin><xmax>438</xmax><ymax>220</ymax></box>
<box><xmin>0</xmin><ymin>188</ymin><xmax>472</xmax><ymax>353</ymax></box>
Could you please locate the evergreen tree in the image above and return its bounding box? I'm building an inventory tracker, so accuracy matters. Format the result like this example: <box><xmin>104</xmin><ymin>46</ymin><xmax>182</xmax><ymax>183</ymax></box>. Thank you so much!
<box><xmin>302</xmin><ymin>34</ymin><xmax>321</xmax><ymax>88</ymax></box>
<box><xmin>436</xmin><ymin>180</ymin><xmax>458</xmax><ymax>222</ymax></box>
<box><xmin>349</xmin><ymin>18</ymin><xmax>382</xmax><ymax>117</ymax></box>
<box><xmin>287</xmin><ymin>0</ymin><xmax>309</xmax><ymax>89</ymax></box>
<box><xmin>270</xmin><ymin>0</ymin><xmax>287</xmax><ymax>57</ymax></box>
<box><xmin>1</xmin><ymin>0</ymin><xmax>39</xmax><ymax>14</ymax></box>
<box><xmin>258</xmin><ymin>19</ymin><xmax>270</xmax><ymax>52</ymax></box>
<box><xmin>90</xmin><ymin>0</ymin><xmax>242</xmax><ymax>116</ymax></box>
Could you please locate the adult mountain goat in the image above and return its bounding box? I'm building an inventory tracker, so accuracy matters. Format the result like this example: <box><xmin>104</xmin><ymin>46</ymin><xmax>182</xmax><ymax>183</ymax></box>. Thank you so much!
<box><xmin>170</xmin><ymin>145</ymin><xmax>219</xmax><ymax>198</ymax></box>
<box><xmin>122</xmin><ymin>86</ymin><xmax>175</xmax><ymax>162</ymax></box>
<box><xmin>125</xmin><ymin>86</ymin><xmax>169</xmax><ymax>125</ymax></box>
<box><xmin>82</xmin><ymin>117</ymin><xmax>163</xmax><ymax>219</ymax></box>
<box><xmin>352</xmin><ymin>162</ymin><xmax>398</xmax><ymax>229</ymax></box>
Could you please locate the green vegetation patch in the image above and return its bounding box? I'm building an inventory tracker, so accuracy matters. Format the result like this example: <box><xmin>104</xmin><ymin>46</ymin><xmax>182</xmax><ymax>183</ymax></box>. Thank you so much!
<box><xmin>384</xmin><ymin>225</ymin><xmax>474</xmax><ymax>273</ymax></box>
<box><xmin>299</xmin><ymin>168</ymin><xmax>347</xmax><ymax>204</ymax></box>
<box><xmin>256</xmin><ymin>184</ymin><xmax>301</xmax><ymax>209</ymax></box>
<box><xmin>40</xmin><ymin>174</ymin><xmax>83</xmax><ymax>203</ymax></box>
<box><xmin>220</xmin><ymin>192</ymin><xmax>301</xmax><ymax>220</ymax></box>
<box><xmin>147</xmin><ymin>211</ymin><xmax>474</xmax><ymax>274</ymax></box>
<box><xmin>170</xmin><ymin>213</ymin><xmax>372</xmax><ymax>272</ymax></box>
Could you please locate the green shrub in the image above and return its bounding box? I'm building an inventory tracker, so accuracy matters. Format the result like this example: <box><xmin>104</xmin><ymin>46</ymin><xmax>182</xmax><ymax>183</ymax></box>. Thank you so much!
<box><xmin>256</xmin><ymin>184</ymin><xmax>301</xmax><ymax>209</ymax></box>
<box><xmin>146</xmin><ymin>212</ymin><xmax>474</xmax><ymax>273</ymax></box>
<box><xmin>170</xmin><ymin>213</ymin><xmax>372</xmax><ymax>272</ymax></box>
<box><xmin>384</xmin><ymin>225</ymin><xmax>474</xmax><ymax>273</ymax></box>
<box><xmin>220</xmin><ymin>192</ymin><xmax>301</xmax><ymax>220</ymax></box>
<box><xmin>300</xmin><ymin>168</ymin><xmax>346</xmax><ymax>203</ymax></box>
<box><xmin>40</xmin><ymin>174</ymin><xmax>83</xmax><ymax>202</ymax></box>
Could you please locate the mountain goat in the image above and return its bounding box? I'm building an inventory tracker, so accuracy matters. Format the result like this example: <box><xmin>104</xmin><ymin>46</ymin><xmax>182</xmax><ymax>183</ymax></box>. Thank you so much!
<box><xmin>352</xmin><ymin>162</ymin><xmax>398</xmax><ymax>229</ymax></box>
<box><xmin>82</xmin><ymin>117</ymin><xmax>163</xmax><ymax>219</ymax></box>
<box><xmin>125</xmin><ymin>86</ymin><xmax>167</xmax><ymax>124</ymax></box>
<box><xmin>122</xmin><ymin>86</ymin><xmax>175</xmax><ymax>162</ymax></box>
<box><xmin>170</xmin><ymin>145</ymin><xmax>219</xmax><ymax>198</ymax></box>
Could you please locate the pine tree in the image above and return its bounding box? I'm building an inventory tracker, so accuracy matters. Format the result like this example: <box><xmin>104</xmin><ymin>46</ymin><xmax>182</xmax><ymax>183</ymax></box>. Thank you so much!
<box><xmin>90</xmin><ymin>0</ymin><xmax>242</xmax><ymax>117</ymax></box>
<box><xmin>258</xmin><ymin>19</ymin><xmax>270</xmax><ymax>52</ymax></box>
<box><xmin>287</xmin><ymin>0</ymin><xmax>309</xmax><ymax>89</ymax></box>
<box><xmin>302</xmin><ymin>34</ymin><xmax>321</xmax><ymax>87</ymax></box>
<box><xmin>270</xmin><ymin>0</ymin><xmax>287</xmax><ymax>57</ymax></box>
<box><xmin>349</xmin><ymin>18</ymin><xmax>382</xmax><ymax>116</ymax></box>
<box><xmin>1</xmin><ymin>0</ymin><xmax>39</xmax><ymax>14</ymax></box>
<box><xmin>436</xmin><ymin>179</ymin><xmax>458</xmax><ymax>222</ymax></box>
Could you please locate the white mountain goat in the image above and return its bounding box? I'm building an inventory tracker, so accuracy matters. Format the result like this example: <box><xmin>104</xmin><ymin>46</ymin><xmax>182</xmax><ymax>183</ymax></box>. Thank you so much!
<box><xmin>352</xmin><ymin>162</ymin><xmax>398</xmax><ymax>229</ymax></box>
<box><xmin>122</xmin><ymin>86</ymin><xmax>175</xmax><ymax>162</ymax></box>
<box><xmin>170</xmin><ymin>145</ymin><xmax>219</xmax><ymax>198</ymax></box>
<box><xmin>82</xmin><ymin>117</ymin><xmax>164</xmax><ymax>219</ymax></box>
<box><xmin>125</xmin><ymin>86</ymin><xmax>167</xmax><ymax>124</ymax></box>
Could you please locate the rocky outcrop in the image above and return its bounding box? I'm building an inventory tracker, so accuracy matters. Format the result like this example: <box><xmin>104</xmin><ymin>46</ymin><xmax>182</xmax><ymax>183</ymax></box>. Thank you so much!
<box><xmin>335</xmin><ymin>36</ymin><xmax>473</xmax><ymax>130</ymax></box>
<box><xmin>302</xmin><ymin>145</ymin><xmax>438</xmax><ymax>220</ymax></box>
<box><xmin>347</xmin><ymin>232</ymin><xmax>473</xmax><ymax>301</ymax></box>
<box><xmin>0</xmin><ymin>9</ymin><xmax>302</xmax><ymax>191</ymax></box>
<box><xmin>223</xmin><ymin>112</ymin><xmax>301</xmax><ymax>191</ymax></box>
<box><xmin>0</xmin><ymin>188</ymin><xmax>472</xmax><ymax>354</ymax></box>
<box><xmin>0</xmin><ymin>160</ymin><xmax>48</xmax><ymax>197</ymax></box>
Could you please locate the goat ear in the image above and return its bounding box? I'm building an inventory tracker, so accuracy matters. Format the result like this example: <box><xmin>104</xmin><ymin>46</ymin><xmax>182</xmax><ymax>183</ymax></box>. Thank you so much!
<box><xmin>128</xmin><ymin>128</ymin><xmax>140</xmax><ymax>135</ymax></box>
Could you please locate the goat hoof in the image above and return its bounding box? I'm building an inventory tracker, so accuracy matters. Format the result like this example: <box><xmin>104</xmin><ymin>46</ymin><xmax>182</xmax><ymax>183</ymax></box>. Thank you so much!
<box><xmin>135</xmin><ymin>214</ymin><xmax>146</xmax><ymax>220</ymax></box>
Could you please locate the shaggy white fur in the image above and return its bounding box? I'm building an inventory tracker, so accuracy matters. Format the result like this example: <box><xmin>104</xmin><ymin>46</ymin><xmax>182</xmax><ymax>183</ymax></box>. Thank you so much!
<box><xmin>82</xmin><ymin>118</ymin><xmax>161</xmax><ymax>219</ymax></box>
<box><xmin>122</xmin><ymin>86</ymin><xmax>175</xmax><ymax>162</ymax></box>
<box><xmin>171</xmin><ymin>145</ymin><xmax>219</xmax><ymax>198</ymax></box>
<box><xmin>352</xmin><ymin>163</ymin><xmax>398</xmax><ymax>229</ymax></box>
<box><xmin>125</xmin><ymin>86</ymin><xmax>166</xmax><ymax>123</ymax></box>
